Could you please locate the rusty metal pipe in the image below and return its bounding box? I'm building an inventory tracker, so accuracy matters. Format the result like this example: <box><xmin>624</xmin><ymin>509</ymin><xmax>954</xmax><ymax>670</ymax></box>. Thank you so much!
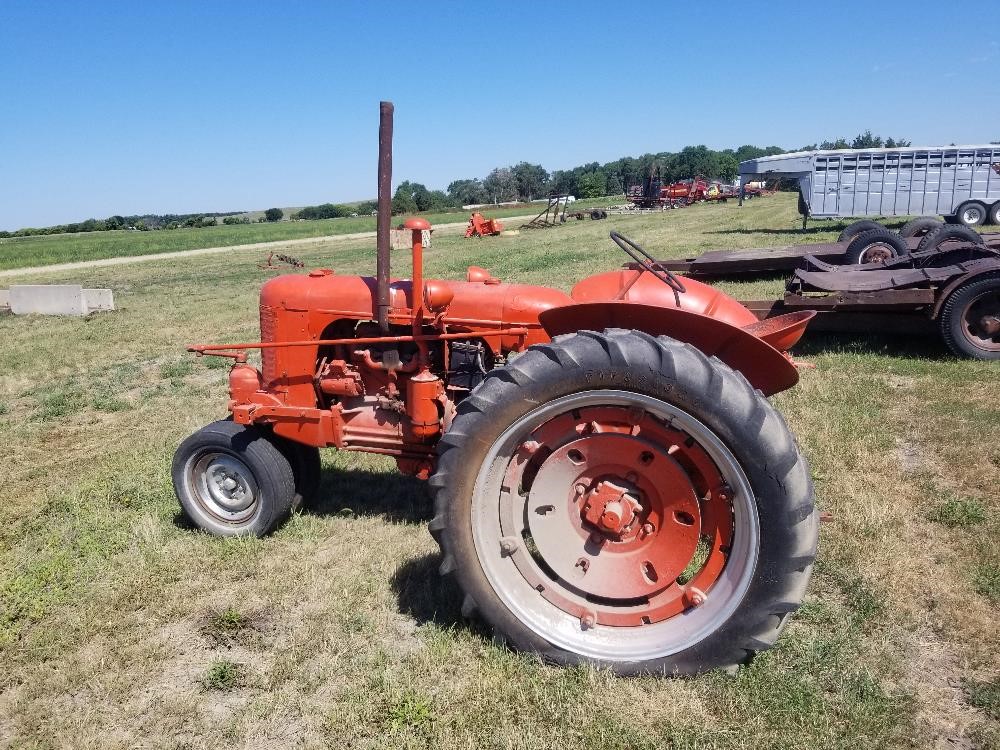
<box><xmin>376</xmin><ymin>101</ymin><xmax>394</xmax><ymax>332</ymax></box>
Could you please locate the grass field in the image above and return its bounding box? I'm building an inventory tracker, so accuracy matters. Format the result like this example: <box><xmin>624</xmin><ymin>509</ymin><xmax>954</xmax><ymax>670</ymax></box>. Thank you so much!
<box><xmin>1</xmin><ymin>193</ymin><xmax>997</xmax><ymax>749</ymax></box>
<box><xmin>0</xmin><ymin>198</ymin><xmax>616</xmax><ymax>271</ymax></box>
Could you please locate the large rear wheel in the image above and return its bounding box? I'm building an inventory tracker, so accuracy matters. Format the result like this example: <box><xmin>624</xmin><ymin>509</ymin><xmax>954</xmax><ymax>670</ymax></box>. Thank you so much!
<box><xmin>429</xmin><ymin>330</ymin><xmax>817</xmax><ymax>675</ymax></box>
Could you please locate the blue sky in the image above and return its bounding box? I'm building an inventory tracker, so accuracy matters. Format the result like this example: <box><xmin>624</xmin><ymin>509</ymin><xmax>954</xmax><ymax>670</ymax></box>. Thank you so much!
<box><xmin>2</xmin><ymin>1</ymin><xmax>998</xmax><ymax>229</ymax></box>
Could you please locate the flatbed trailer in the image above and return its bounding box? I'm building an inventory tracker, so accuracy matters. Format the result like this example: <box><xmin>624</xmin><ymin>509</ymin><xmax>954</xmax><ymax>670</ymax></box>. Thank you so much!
<box><xmin>658</xmin><ymin>232</ymin><xmax>1000</xmax><ymax>275</ymax></box>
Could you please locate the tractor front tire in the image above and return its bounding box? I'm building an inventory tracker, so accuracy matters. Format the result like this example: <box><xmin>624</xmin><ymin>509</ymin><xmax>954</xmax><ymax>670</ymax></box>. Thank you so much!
<box><xmin>429</xmin><ymin>329</ymin><xmax>817</xmax><ymax>676</ymax></box>
<box><xmin>173</xmin><ymin>420</ymin><xmax>296</xmax><ymax>537</ymax></box>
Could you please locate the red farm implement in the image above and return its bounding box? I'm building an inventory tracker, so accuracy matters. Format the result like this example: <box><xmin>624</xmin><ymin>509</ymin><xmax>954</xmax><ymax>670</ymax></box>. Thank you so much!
<box><xmin>465</xmin><ymin>212</ymin><xmax>504</xmax><ymax>237</ymax></box>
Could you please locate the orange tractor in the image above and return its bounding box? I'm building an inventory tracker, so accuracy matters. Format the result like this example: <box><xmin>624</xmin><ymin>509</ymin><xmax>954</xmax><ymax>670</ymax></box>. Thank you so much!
<box><xmin>174</xmin><ymin>103</ymin><xmax>818</xmax><ymax>675</ymax></box>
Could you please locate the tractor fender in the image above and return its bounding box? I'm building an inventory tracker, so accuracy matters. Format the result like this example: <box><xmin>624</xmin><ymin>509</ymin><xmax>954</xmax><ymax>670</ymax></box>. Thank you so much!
<box><xmin>930</xmin><ymin>262</ymin><xmax>1000</xmax><ymax>319</ymax></box>
<box><xmin>538</xmin><ymin>301</ymin><xmax>799</xmax><ymax>396</ymax></box>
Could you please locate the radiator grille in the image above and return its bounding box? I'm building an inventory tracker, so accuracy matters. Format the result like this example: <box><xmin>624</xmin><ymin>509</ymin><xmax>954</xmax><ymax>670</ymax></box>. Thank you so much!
<box><xmin>259</xmin><ymin>305</ymin><xmax>277</xmax><ymax>384</ymax></box>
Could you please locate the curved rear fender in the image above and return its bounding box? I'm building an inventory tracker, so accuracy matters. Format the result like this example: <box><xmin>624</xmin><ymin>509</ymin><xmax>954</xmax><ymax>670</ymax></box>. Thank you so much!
<box><xmin>538</xmin><ymin>302</ymin><xmax>799</xmax><ymax>396</ymax></box>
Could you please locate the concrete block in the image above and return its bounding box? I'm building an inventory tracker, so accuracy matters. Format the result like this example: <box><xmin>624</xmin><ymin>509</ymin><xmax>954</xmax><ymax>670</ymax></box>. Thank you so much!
<box><xmin>84</xmin><ymin>288</ymin><xmax>115</xmax><ymax>312</ymax></box>
<box><xmin>10</xmin><ymin>285</ymin><xmax>87</xmax><ymax>315</ymax></box>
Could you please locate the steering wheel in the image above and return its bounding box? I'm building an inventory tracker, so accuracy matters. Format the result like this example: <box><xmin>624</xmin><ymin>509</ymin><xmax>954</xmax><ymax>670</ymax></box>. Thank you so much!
<box><xmin>609</xmin><ymin>231</ymin><xmax>687</xmax><ymax>299</ymax></box>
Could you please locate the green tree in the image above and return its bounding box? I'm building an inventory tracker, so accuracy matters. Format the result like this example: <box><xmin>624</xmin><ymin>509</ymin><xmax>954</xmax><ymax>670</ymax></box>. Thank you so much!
<box><xmin>447</xmin><ymin>178</ymin><xmax>489</xmax><ymax>206</ymax></box>
<box><xmin>483</xmin><ymin>168</ymin><xmax>518</xmax><ymax>203</ymax></box>
<box><xmin>577</xmin><ymin>170</ymin><xmax>607</xmax><ymax>198</ymax></box>
<box><xmin>264</xmin><ymin>208</ymin><xmax>283</xmax><ymax>222</ymax></box>
<box><xmin>511</xmin><ymin>162</ymin><xmax>549</xmax><ymax>201</ymax></box>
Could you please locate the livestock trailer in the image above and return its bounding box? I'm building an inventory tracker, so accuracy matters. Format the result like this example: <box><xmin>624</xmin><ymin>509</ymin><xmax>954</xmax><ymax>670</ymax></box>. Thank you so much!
<box><xmin>739</xmin><ymin>146</ymin><xmax>1000</xmax><ymax>227</ymax></box>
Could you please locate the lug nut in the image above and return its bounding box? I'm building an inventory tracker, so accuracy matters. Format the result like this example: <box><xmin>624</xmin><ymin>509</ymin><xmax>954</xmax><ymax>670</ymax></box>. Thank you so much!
<box><xmin>580</xmin><ymin>611</ymin><xmax>596</xmax><ymax>629</ymax></box>
<box><xmin>575</xmin><ymin>483</ymin><xmax>588</xmax><ymax>495</ymax></box>
<box><xmin>499</xmin><ymin>537</ymin><xmax>519</xmax><ymax>556</ymax></box>
<box><xmin>521</xmin><ymin>440</ymin><xmax>541</xmax><ymax>454</ymax></box>
<box><xmin>642</xmin><ymin>522</ymin><xmax>655</xmax><ymax>535</ymax></box>
<box><xmin>684</xmin><ymin>587</ymin><xmax>707</xmax><ymax>607</ymax></box>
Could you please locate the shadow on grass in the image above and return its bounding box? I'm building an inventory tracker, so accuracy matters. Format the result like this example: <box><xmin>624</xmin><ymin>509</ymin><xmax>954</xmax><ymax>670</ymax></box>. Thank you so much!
<box><xmin>708</xmin><ymin>219</ymin><xmax>906</xmax><ymax>238</ymax></box>
<box><xmin>308</xmin><ymin>467</ymin><xmax>432</xmax><ymax>525</ymax></box>
<box><xmin>391</xmin><ymin>552</ymin><xmax>487</xmax><ymax>635</ymax></box>
<box><xmin>172</xmin><ymin>466</ymin><xmax>432</xmax><ymax>532</ymax></box>
<box><xmin>794</xmin><ymin>331</ymin><xmax>952</xmax><ymax>361</ymax></box>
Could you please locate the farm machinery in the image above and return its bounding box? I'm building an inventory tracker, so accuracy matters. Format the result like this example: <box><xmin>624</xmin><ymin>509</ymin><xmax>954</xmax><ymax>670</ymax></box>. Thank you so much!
<box><xmin>464</xmin><ymin>212</ymin><xmax>504</xmax><ymax>237</ymax></box>
<box><xmin>658</xmin><ymin>222</ymin><xmax>1000</xmax><ymax>359</ymax></box>
<box><xmin>173</xmin><ymin>102</ymin><xmax>818</xmax><ymax>676</ymax></box>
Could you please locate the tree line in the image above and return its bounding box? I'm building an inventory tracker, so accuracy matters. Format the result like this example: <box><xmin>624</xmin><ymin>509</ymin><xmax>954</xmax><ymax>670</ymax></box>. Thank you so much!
<box><xmin>1</xmin><ymin>131</ymin><xmax>913</xmax><ymax>235</ymax></box>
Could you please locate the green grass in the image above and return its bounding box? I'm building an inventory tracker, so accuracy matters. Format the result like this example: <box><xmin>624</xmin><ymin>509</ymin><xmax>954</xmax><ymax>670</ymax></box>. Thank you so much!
<box><xmin>1</xmin><ymin>193</ymin><xmax>997</xmax><ymax>748</ymax></box>
<box><xmin>0</xmin><ymin>199</ymin><xmax>614</xmax><ymax>271</ymax></box>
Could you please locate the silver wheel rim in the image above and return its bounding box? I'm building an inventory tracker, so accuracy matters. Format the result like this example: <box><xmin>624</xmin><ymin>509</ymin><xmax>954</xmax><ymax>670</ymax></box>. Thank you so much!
<box><xmin>185</xmin><ymin>451</ymin><xmax>259</xmax><ymax>523</ymax></box>
<box><xmin>470</xmin><ymin>390</ymin><xmax>760</xmax><ymax>662</ymax></box>
<box><xmin>963</xmin><ymin>207</ymin><xmax>983</xmax><ymax>224</ymax></box>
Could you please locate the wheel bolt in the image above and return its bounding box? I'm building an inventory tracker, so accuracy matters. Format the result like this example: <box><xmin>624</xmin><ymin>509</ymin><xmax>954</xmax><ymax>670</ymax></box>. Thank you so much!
<box><xmin>499</xmin><ymin>537</ymin><xmax>519</xmax><ymax>556</ymax></box>
<box><xmin>521</xmin><ymin>440</ymin><xmax>541</xmax><ymax>454</ymax></box>
<box><xmin>580</xmin><ymin>611</ymin><xmax>596</xmax><ymax>629</ymax></box>
<box><xmin>685</xmin><ymin>587</ymin><xmax>707</xmax><ymax>607</ymax></box>
<box><xmin>575</xmin><ymin>483</ymin><xmax>587</xmax><ymax>495</ymax></box>
<box><xmin>642</xmin><ymin>522</ymin><xmax>655</xmax><ymax>535</ymax></box>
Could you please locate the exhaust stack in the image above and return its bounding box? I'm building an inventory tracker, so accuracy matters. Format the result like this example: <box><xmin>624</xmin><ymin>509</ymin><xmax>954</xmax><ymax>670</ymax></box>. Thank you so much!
<box><xmin>376</xmin><ymin>101</ymin><xmax>393</xmax><ymax>332</ymax></box>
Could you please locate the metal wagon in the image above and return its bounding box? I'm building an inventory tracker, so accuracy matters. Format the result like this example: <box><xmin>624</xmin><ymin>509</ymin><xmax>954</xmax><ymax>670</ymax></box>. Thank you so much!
<box><xmin>739</xmin><ymin>146</ymin><xmax>1000</xmax><ymax>227</ymax></box>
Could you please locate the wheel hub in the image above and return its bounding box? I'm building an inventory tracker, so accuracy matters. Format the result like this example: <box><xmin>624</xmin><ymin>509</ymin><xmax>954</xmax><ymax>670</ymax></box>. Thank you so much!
<box><xmin>510</xmin><ymin>407</ymin><xmax>724</xmax><ymax>617</ymax></box>
<box><xmin>861</xmin><ymin>244</ymin><xmax>894</xmax><ymax>263</ymax></box>
<box><xmin>191</xmin><ymin>452</ymin><xmax>259</xmax><ymax>521</ymax></box>
<box><xmin>581</xmin><ymin>478</ymin><xmax>642</xmax><ymax>536</ymax></box>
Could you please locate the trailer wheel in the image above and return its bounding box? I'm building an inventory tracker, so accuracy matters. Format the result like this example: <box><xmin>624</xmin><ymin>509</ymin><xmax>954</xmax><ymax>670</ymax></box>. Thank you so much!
<box><xmin>429</xmin><ymin>329</ymin><xmax>817</xmax><ymax>676</ymax></box>
<box><xmin>173</xmin><ymin>420</ymin><xmax>296</xmax><ymax>536</ymax></box>
<box><xmin>837</xmin><ymin>220</ymin><xmax>883</xmax><ymax>244</ymax></box>
<box><xmin>844</xmin><ymin>229</ymin><xmax>908</xmax><ymax>264</ymax></box>
<box><xmin>956</xmin><ymin>201</ymin><xmax>987</xmax><ymax>227</ymax></box>
<box><xmin>939</xmin><ymin>274</ymin><xmax>1000</xmax><ymax>359</ymax></box>
<box><xmin>989</xmin><ymin>202</ymin><xmax>1000</xmax><ymax>226</ymax></box>
<box><xmin>899</xmin><ymin>216</ymin><xmax>943</xmax><ymax>238</ymax></box>
<box><xmin>916</xmin><ymin>224</ymin><xmax>985</xmax><ymax>253</ymax></box>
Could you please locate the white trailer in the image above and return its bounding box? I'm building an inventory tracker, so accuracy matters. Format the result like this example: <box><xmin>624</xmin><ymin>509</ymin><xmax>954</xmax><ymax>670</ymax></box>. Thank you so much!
<box><xmin>739</xmin><ymin>146</ymin><xmax>1000</xmax><ymax>227</ymax></box>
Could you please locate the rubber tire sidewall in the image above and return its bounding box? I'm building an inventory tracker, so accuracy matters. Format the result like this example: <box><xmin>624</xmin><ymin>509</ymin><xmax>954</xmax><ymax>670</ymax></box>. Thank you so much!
<box><xmin>431</xmin><ymin>330</ymin><xmax>817</xmax><ymax>676</ymax></box>
<box><xmin>899</xmin><ymin>216</ymin><xmax>943</xmax><ymax>238</ymax></box>
<box><xmin>956</xmin><ymin>201</ymin><xmax>987</xmax><ymax>227</ymax></box>
<box><xmin>844</xmin><ymin>229</ymin><xmax>907</xmax><ymax>264</ymax></box>
<box><xmin>838</xmin><ymin>219</ymin><xmax>883</xmax><ymax>244</ymax></box>
<box><xmin>989</xmin><ymin>202</ymin><xmax>1000</xmax><ymax>226</ymax></box>
<box><xmin>172</xmin><ymin>420</ymin><xmax>296</xmax><ymax>536</ymax></box>
<box><xmin>939</xmin><ymin>274</ymin><xmax>1000</xmax><ymax>360</ymax></box>
<box><xmin>916</xmin><ymin>224</ymin><xmax>985</xmax><ymax>253</ymax></box>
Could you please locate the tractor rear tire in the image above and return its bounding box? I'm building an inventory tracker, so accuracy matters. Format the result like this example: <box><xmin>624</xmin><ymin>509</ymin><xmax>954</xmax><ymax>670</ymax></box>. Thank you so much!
<box><xmin>429</xmin><ymin>329</ymin><xmax>817</xmax><ymax>676</ymax></box>
<box><xmin>173</xmin><ymin>420</ymin><xmax>296</xmax><ymax>537</ymax></box>
<box><xmin>844</xmin><ymin>229</ymin><xmax>908</xmax><ymax>264</ymax></box>
<box><xmin>938</xmin><ymin>274</ymin><xmax>1000</xmax><ymax>360</ymax></box>
<box><xmin>899</xmin><ymin>216</ymin><xmax>942</xmax><ymax>238</ymax></box>
<box><xmin>838</xmin><ymin>219</ymin><xmax>883</xmax><ymax>244</ymax></box>
<box><xmin>916</xmin><ymin>224</ymin><xmax>985</xmax><ymax>253</ymax></box>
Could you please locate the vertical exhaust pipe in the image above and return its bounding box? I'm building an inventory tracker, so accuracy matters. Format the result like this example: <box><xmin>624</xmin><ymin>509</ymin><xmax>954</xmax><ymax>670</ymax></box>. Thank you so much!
<box><xmin>376</xmin><ymin>101</ymin><xmax>393</xmax><ymax>332</ymax></box>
